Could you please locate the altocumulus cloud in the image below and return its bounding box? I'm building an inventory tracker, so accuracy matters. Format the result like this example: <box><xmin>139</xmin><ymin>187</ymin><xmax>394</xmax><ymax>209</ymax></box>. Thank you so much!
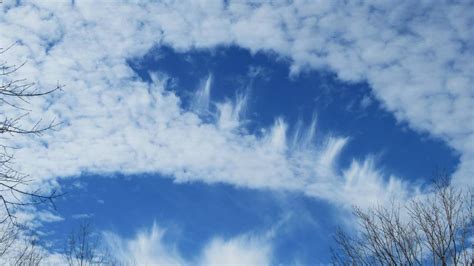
<box><xmin>0</xmin><ymin>0</ymin><xmax>417</xmax><ymax>209</ymax></box>
<box><xmin>1</xmin><ymin>0</ymin><xmax>472</xmax><ymax>262</ymax></box>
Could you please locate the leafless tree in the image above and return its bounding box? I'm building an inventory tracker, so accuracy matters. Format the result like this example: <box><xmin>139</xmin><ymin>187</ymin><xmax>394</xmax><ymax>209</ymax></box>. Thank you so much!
<box><xmin>0</xmin><ymin>224</ymin><xmax>45</xmax><ymax>265</ymax></box>
<box><xmin>331</xmin><ymin>177</ymin><xmax>473</xmax><ymax>265</ymax></box>
<box><xmin>0</xmin><ymin>222</ymin><xmax>18</xmax><ymax>258</ymax></box>
<box><xmin>0</xmin><ymin>43</ymin><xmax>62</xmax><ymax>256</ymax></box>
<box><xmin>9</xmin><ymin>235</ymin><xmax>45</xmax><ymax>266</ymax></box>
<box><xmin>64</xmin><ymin>221</ymin><xmax>115</xmax><ymax>266</ymax></box>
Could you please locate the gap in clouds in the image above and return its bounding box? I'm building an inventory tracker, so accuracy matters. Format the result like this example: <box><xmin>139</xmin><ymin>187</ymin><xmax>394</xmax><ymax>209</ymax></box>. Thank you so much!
<box><xmin>128</xmin><ymin>45</ymin><xmax>460</xmax><ymax>182</ymax></box>
<box><xmin>0</xmin><ymin>1</ymin><xmax>470</xmax><ymax>262</ymax></box>
<box><xmin>38</xmin><ymin>174</ymin><xmax>339</xmax><ymax>264</ymax></box>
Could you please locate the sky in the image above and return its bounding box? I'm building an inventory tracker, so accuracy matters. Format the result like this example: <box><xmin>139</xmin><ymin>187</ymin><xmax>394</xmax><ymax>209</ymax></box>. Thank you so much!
<box><xmin>0</xmin><ymin>0</ymin><xmax>472</xmax><ymax>265</ymax></box>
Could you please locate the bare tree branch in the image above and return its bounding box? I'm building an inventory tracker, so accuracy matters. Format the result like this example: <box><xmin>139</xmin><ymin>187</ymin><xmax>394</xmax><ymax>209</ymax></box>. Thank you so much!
<box><xmin>0</xmin><ymin>44</ymin><xmax>63</xmax><ymax>258</ymax></box>
<box><xmin>64</xmin><ymin>221</ymin><xmax>116</xmax><ymax>266</ymax></box>
<box><xmin>332</xmin><ymin>175</ymin><xmax>473</xmax><ymax>265</ymax></box>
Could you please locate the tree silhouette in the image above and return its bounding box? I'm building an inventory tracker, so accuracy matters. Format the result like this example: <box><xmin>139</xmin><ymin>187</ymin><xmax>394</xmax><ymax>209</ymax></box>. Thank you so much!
<box><xmin>332</xmin><ymin>176</ymin><xmax>473</xmax><ymax>265</ymax></box>
<box><xmin>0</xmin><ymin>43</ymin><xmax>62</xmax><ymax>258</ymax></box>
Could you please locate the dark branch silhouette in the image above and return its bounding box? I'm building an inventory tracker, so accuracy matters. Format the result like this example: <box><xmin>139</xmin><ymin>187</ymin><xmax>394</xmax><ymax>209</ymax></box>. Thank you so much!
<box><xmin>331</xmin><ymin>175</ymin><xmax>473</xmax><ymax>265</ymax></box>
<box><xmin>0</xmin><ymin>44</ymin><xmax>63</xmax><ymax>258</ymax></box>
<box><xmin>64</xmin><ymin>221</ymin><xmax>116</xmax><ymax>266</ymax></box>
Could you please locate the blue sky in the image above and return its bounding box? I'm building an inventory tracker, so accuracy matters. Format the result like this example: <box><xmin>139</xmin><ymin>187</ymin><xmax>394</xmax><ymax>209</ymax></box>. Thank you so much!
<box><xmin>0</xmin><ymin>1</ymin><xmax>472</xmax><ymax>264</ymax></box>
<box><xmin>42</xmin><ymin>46</ymin><xmax>458</xmax><ymax>264</ymax></box>
<box><xmin>130</xmin><ymin>46</ymin><xmax>459</xmax><ymax>180</ymax></box>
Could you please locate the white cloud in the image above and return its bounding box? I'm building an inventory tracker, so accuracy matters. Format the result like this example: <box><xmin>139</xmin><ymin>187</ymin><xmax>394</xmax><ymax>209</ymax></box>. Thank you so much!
<box><xmin>192</xmin><ymin>74</ymin><xmax>213</xmax><ymax>115</ymax></box>
<box><xmin>147</xmin><ymin>0</ymin><xmax>473</xmax><ymax>186</ymax></box>
<box><xmin>104</xmin><ymin>223</ymin><xmax>186</xmax><ymax>266</ymax></box>
<box><xmin>13</xmin><ymin>208</ymin><xmax>64</xmax><ymax>229</ymax></box>
<box><xmin>1</xmin><ymin>0</ymin><xmax>470</xmax><ymax>216</ymax></box>
<box><xmin>103</xmin><ymin>222</ymin><xmax>272</xmax><ymax>266</ymax></box>
<box><xmin>71</xmin><ymin>213</ymin><xmax>93</xmax><ymax>220</ymax></box>
<box><xmin>200</xmin><ymin>235</ymin><xmax>271</xmax><ymax>266</ymax></box>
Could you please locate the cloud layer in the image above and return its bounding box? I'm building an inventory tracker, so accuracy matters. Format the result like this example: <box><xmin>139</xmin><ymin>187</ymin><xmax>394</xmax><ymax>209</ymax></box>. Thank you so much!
<box><xmin>1</xmin><ymin>0</ymin><xmax>471</xmax><ymax>261</ymax></box>
<box><xmin>0</xmin><ymin>0</ymin><xmax>471</xmax><ymax>215</ymax></box>
<box><xmin>0</xmin><ymin>1</ymin><xmax>423</xmax><ymax>210</ymax></box>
